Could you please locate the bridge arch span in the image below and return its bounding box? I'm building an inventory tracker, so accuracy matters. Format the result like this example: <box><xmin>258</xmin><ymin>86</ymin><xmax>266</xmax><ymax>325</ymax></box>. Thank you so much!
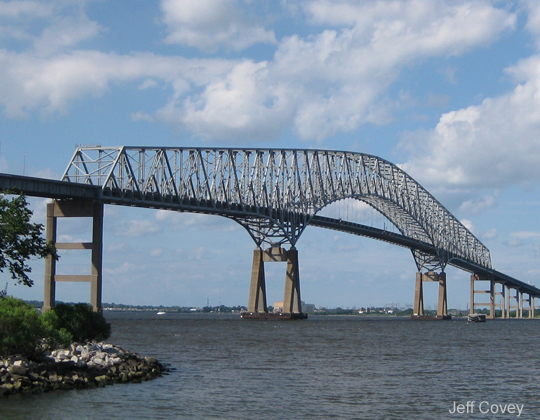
<box><xmin>63</xmin><ymin>147</ymin><xmax>491</xmax><ymax>272</ymax></box>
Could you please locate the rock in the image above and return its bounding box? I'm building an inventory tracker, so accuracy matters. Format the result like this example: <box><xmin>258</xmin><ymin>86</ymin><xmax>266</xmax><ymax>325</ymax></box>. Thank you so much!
<box><xmin>9</xmin><ymin>365</ymin><xmax>28</xmax><ymax>376</ymax></box>
<box><xmin>13</xmin><ymin>360</ymin><xmax>27</xmax><ymax>368</ymax></box>
<box><xmin>0</xmin><ymin>341</ymin><xmax>167</xmax><ymax>397</ymax></box>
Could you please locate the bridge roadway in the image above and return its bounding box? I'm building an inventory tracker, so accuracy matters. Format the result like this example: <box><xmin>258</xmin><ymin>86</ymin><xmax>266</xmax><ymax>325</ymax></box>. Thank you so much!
<box><xmin>1</xmin><ymin>171</ymin><xmax>539</xmax><ymax>317</ymax></box>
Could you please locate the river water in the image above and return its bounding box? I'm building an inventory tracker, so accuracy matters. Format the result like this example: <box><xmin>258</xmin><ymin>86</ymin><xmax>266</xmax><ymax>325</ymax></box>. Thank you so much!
<box><xmin>1</xmin><ymin>313</ymin><xmax>539</xmax><ymax>419</ymax></box>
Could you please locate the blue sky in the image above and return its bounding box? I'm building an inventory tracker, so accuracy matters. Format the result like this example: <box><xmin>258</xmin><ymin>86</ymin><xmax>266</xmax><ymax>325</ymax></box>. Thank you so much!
<box><xmin>1</xmin><ymin>0</ymin><xmax>540</xmax><ymax>310</ymax></box>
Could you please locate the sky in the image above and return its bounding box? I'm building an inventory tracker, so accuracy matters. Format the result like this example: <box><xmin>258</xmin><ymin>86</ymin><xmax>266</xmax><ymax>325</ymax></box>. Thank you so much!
<box><xmin>1</xmin><ymin>0</ymin><xmax>540</xmax><ymax>310</ymax></box>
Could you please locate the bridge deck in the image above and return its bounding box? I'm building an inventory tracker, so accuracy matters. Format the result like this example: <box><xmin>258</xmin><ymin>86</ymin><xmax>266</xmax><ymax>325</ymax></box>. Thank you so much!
<box><xmin>1</xmin><ymin>173</ymin><xmax>539</xmax><ymax>298</ymax></box>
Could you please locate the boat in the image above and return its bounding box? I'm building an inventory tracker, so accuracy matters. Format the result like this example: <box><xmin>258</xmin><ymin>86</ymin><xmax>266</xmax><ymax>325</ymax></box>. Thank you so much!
<box><xmin>468</xmin><ymin>313</ymin><xmax>486</xmax><ymax>322</ymax></box>
<box><xmin>156</xmin><ymin>311</ymin><xmax>166</xmax><ymax>315</ymax></box>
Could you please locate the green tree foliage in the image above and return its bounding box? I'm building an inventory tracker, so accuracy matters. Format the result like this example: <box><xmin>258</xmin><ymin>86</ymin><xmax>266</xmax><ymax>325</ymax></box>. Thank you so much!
<box><xmin>0</xmin><ymin>192</ymin><xmax>57</xmax><ymax>287</ymax></box>
<box><xmin>0</xmin><ymin>297</ymin><xmax>68</xmax><ymax>358</ymax></box>
<box><xmin>48</xmin><ymin>303</ymin><xmax>111</xmax><ymax>342</ymax></box>
<box><xmin>0</xmin><ymin>299</ymin><xmax>111</xmax><ymax>358</ymax></box>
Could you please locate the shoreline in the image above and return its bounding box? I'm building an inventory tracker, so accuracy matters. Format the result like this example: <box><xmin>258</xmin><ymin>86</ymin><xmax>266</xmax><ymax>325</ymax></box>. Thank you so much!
<box><xmin>0</xmin><ymin>342</ymin><xmax>167</xmax><ymax>396</ymax></box>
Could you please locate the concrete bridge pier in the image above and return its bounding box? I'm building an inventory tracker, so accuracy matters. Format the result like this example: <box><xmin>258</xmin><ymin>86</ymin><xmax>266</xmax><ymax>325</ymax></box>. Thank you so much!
<box><xmin>247</xmin><ymin>248</ymin><xmax>268</xmax><ymax>313</ymax></box>
<box><xmin>245</xmin><ymin>246</ymin><xmax>304</xmax><ymax>318</ymax></box>
<box><xmin>412</xmin><ymin>271</ymin><xmax>448</xmax><ymax>318</ymax></box>
<box><xmin>43</xmin><ymin>199</ymin><xmax>103</xmax><ymax>313</ymax></box>
<box><xmin>283</xmin><ymin>248</ymin><xmax>302</xmax><ymax>314</ymax></box>
<box><xmin>470</xmin><ymin>274</ymin><xmax>497</xmax><ymax>319</ymax></box>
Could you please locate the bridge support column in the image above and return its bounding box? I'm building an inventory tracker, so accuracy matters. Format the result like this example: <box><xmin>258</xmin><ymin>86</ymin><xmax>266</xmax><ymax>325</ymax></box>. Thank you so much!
<box><xmin>413</xmin><ymin>272</ymin><xmax>424</xmax><ymax>316</ymax></box>
<box><xmin>247</xmin><ymin>248</ymin><xmax>267</xmax><ymax>313</ymax></box>
<box><xmin>43</xmin><ymin>200</ymin><xmax>103</xmax><ymax>313</ymax></box>
<box><xmin>500</xmin><ymin>284</ymin><xmax>507</xmax><ymax>319</ymax></box>
<box><xmin>413</xmin><ymin>272</ymin><xmax>447</xmax><ymax>318</ymax></box>
<box><xmin>505</xmin><ymin>286</ymin><xmax>512</xmax><ymax>319</ymax></box>
<box><xmin>244</xmin><ymin>246</ymin><xmax>305</xmax><ymax>318</ymax></box>
<box><xmin>527</xmin><ymin>293</ymin><xmax>534</xmax><ymax>319</ymax></box>
<box><xmin>283</xmin><ymin>248</ymin><xmax>302</xmax><ymax>314</ymax></box>
<box><xmin>437</xmin><ymin>272</ymin><xmax>448</xmax><ymax>317</ymax></box>
<box><xmin>470</xmin><ymin>275</ymin><xmax>496</xmax><ymax>319</ymax></box>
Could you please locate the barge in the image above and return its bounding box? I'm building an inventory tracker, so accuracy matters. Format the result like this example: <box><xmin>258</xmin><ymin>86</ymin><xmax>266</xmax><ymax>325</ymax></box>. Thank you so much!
<box><xmin>468</xmin><ymin>313</ymin><xmax>487</xmax><ymax>322</ymax></box>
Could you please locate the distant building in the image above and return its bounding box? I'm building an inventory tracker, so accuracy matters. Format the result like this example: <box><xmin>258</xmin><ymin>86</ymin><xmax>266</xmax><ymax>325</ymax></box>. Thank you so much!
<box><xmin>303</xmin><ymin>303</ymin><xmax>315</xmax><ymax>313</ymax></box>
<box><xmin>273</xmin><ymin>301</ymin><xmax>315</xmax><ymax>313</ymax></box>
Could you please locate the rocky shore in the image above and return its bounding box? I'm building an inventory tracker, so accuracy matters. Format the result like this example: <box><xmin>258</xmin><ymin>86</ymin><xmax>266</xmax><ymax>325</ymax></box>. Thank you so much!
<box><xmin>0</xmin><ymin>342</ymin><xmax>167</xmax><ymax>396</ymax></box>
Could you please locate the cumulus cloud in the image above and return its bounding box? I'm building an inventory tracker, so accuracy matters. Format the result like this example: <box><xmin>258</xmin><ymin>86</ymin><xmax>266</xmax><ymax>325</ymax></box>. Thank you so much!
<box><xmin>0</xmin><ymin>0</ymin><xmax>519</xmax><ymax>143</ymax></box>
<box><xmin>156</xmin><ymin>0</ymin><xmax>516</xmax><ymax>141</ymax></box>
<box><xmin>104</xmin><ymin>261</ymin><xmax>139</xmax><ymax>275</ymax></box>
<box><xmin>160</xmin><ymin>0</ymin><xmax>277</xmax><ymax>52</ymax></box>
<box><xmin>399</xmin><ymin>2</ymin><xmax>540</xmax><ymax>191</ymax></box>
<box><xmin>459</xmin><ymin>193</ymin><xmax>499</xmax><ymax>215</ymax></box>
<box><xmin>400</xmin><ymin>58</ymin><xmax>540</xmax><ymax>189</ymax></box>
<box><xmin>511</xmin><ymin>231</ymin><xmax>540</xmax><ymax>240</ymax></box>
<box><xmin>0</xmin><ymin>50</ymin><xmax>236</xmax><ymax>118</ymax></box>
<box><xmin>460</xmin><ymin>218</ymin><xmax>497</xmax><ymax>241</ymax></box>
<box><xmin>116</xmin><ymin>219</ymin><xmax>161</xmax><ymax>237</ymax></box>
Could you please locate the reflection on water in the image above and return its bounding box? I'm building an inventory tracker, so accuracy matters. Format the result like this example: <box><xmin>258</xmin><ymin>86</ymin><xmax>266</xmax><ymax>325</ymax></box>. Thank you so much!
<box><xmin>1</xmin><ymin>313</ymin><xmax>539</xmax><ymax>419</ymax></box>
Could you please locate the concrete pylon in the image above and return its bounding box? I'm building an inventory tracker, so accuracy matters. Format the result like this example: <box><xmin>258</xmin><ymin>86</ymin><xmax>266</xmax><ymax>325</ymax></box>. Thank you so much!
<box><xmin>437</xmin><ymin>272</ymin><xmax>448</xmax><ymax>317</ymax></box>
<box><xmin>43</xmin><ymin>199</ymin><xmax>103</xmax><ymax>312</ymax></box>
<box><xmin>413</xmin><ymin>272</ymin><xmax>424</xmax><ymax>316</ymax></box>
<box><xmin>247</xmin><ymin>248</ymin><xmax>267</xmax><ymax>313</ymax></box>
<box><xmin>283</xmin><ymin>248</ymin><xmax>302</xmax><ymax>314</ymax></box>
<box><xmin>470</xmin><ymin>274</ymin><xmax>496</xmax><ymax>319</ymax></box>
<box><xmin>413</xmin><ymin>271</ymin><xmax>448</xmax><ymax>318</ymax></box>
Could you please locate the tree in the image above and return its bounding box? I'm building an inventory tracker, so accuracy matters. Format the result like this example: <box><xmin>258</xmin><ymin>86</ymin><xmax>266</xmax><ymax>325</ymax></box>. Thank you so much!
<box><xmin>0</xmin><ymin>191</ymin><xmax>57</xmax><ymax>287</ymax></box>
<box><xmin>46</xmin><ymin>303</ymin><xmax>111</xmax><ymax>342</ymax></box>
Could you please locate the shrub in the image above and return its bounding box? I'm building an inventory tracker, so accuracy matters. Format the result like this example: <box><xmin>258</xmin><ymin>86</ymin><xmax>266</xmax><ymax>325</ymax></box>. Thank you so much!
<box><xmin>0</xmin><ymin>297</ymin><xmax>65</xmax><ymax>358</ymax></box>
<box><xmin>49</xmin><ymin>303</ymin><xmax>111</xmax><ymax>342</ymax></box>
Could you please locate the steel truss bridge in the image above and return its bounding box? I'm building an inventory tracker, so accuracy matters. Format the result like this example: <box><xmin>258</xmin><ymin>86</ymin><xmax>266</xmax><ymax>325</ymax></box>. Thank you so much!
<box><xmin>1</xmin><ymin>146</ymin><xmax>538</xmax><ymax>319</ymax></box>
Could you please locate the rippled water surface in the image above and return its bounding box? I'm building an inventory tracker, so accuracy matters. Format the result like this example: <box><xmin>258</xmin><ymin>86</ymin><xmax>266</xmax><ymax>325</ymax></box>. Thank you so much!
<box><xmin>2</xmin><ymin>313</ymin><xmax>540</xmax><ymax>419</ymax></box>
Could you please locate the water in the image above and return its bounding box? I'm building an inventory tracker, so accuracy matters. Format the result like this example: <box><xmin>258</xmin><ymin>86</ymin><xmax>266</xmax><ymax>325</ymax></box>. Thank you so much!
<box><xmin>1</xmin><ymin>313</ymin><xmax>539</xmax><ymax>419</ymax></box>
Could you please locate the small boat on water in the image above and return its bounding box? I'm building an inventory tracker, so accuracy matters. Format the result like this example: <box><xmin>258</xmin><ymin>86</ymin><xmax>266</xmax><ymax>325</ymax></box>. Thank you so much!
<box><xmin>157</xmin><ymin>311</ymin><xmax>166</xmax><ymax>315</ymax></box>
<box><xmin>468</xmin><ymin>313</ymin><xmax>486</xmax><ymax>322</ymax></box>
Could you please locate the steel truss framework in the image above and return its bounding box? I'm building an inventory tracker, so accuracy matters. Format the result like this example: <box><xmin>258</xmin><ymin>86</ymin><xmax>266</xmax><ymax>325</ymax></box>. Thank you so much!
<box><xmin>63</xmin><ymin>147</ymin><xmax>492</xmax><ymax>272</ymax></box>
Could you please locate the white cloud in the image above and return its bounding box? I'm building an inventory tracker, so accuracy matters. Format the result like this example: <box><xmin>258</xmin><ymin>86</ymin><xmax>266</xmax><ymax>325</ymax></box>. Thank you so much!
<box><xmin>0</xmin><ymin>0</ymin><xmax>518</xmax><ymax>143</ymax></box>
<box><xmin>150</xmin><ymin>248</ymin><xmax>163</xmax><ymax>257</ymax></box>
<box><xmin>400</xmin><ymin>54</ymin><xmax>540</xmax><ymax>189</ymax></box>
<box><xmin>0</xmin><ymin>1</ymin><xmax>52</xmax><ymax>19</ymax></box>
<box><xmin>157</xmin><ymin>59</ymin><xmax>294</xmax><ymax>141</ymax></box>
<box><xmin>160</xmin><ymin>0</ymin><xmax>276</xmax><ymax>52</ymax></box>
<box><xmin>104</xmin><ymin>261</ymin><xmax>139</xmax><ymax>275</ymax></box>
<box><xmin>116</xmin><ymin>219</ymin><xmax>161</xmax><ymax>237</ymax></box>
<box><xmin>0</xmin><ymin>50</ymin><xmax>236</xmax><ymax>118</ymax></box>
<box><xmin>459</xmin><ymin>193</ymin><xmax>498</xmax><ymax>215</ymax></box>
<box><xmin>33</xmin><ymin>15</ymin><xmax>102</xmax><ymax>56</ymax></box>
<box><xmin>512</xmin><ymin>231</ymin><xmax>540</xmax><ymax>240</ymax></box>
<box><xmin>157</xmin><ymin>0</ymin><xmax>515</xmax><ymax>142</ymax></box>
<box><xmin>399</xmin><ymin>3</ymin><xmax>540</xmax><ymax>191</ymax></box>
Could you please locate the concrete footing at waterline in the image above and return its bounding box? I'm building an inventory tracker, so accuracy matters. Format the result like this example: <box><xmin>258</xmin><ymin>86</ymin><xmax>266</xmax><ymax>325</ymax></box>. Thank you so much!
<box><xmin>245</xmin><ymin>246</ymin><xmax>306</xmax><ymax>320</ymax></box>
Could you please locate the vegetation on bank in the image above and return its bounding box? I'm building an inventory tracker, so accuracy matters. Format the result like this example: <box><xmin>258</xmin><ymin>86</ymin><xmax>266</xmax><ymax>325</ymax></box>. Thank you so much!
<box><xmin>0</xmin><ymin>192</ymin><xmax>57</xmax><ymax>287</ymax></box>
<box><xmin>0</xmin><ymin>191</ymin><xmax>111</xmax><ymax>360</ymax></box>
<box><xmin>0</xmin><ymin>297</ymin><xmax>111</xmax><ymax>359</ymax></box>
